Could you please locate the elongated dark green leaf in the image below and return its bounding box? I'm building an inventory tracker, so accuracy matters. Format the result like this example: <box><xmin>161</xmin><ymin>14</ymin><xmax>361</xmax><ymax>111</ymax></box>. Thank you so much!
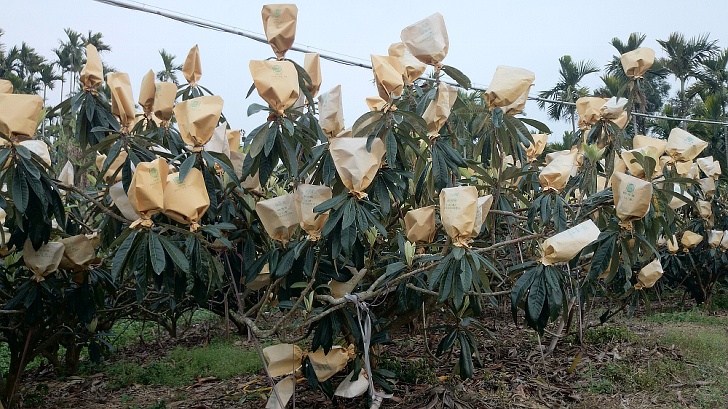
<box><xmin>442</xmin><ymin>65</ymin><xmax>471</xmax><ymax>89</ymax></box>
<box><xmin>526</xmin><ymin>273</ymin><xmax>546</xmax><ymax>324</ymax></box>
<box><xmin>458</xmin><ymin>332</ymin><xmax>474</xmax><ymax>379</ymax></box>
<box><xmin>148</xmin><ymin>233</ymin><xmax>166</xmax><ymax>275</ymax></box>
<box><xmin>588</xmin><ymin>233</ymin><xmax>617</xmax><ymax>280</ymax></box>
<box><xmin>178</xmin><ymin>153</ymin><xmax>197</xmax><ymax>182</ymax></box>
<box><xmin>112</xmin><ymin>230</ymin><xmax>138</xmax><ymax>281</ymax></box>
<box><xmin>157</xmin><ymin>235</ymin><xmax>190</xmax><ymax>274</ymax></box>
<box><xmin>12</xmin><ymin>167</ymin><xmax>29</xmax><ymax>213</ymax></box>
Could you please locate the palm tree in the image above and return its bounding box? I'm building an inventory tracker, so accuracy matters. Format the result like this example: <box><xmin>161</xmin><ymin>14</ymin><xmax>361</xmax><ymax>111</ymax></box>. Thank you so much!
<box><xmin>156</xmin><ymin>49</ymin><xmax>182</xmax><ymax>85</ymax></box>
<box><xmin>38</xmin><ymin>63</ymin><xmax>62</xmax><ymax>104</ymax></box>
<box><xmin>537</xmin><ymin>55</ymin><xmax>599</xmax><ymax>133</ymax></box>
<box><xmin>81</xmin><ymin>31</ymin><xmax>111</xmax><ymax>54</ymax></box>
<box><xmin>53</xmin><ymin>28</ymin><xmax>84</xmax><ymax>97</ymax></box>
<box><xmin>657</xmin><ymin>32</ymin><xmax>719</xmax><ymax>128</ymax></box>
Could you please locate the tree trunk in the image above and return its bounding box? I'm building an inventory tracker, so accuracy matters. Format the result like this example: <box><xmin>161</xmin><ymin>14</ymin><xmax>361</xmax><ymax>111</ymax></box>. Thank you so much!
<box><xmin>680</xmin><ymin>78</ymin><xmax>687</xmax><ymax>130</ymax></box>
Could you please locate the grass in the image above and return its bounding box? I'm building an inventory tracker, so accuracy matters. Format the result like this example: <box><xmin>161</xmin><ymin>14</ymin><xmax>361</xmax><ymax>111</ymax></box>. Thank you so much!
<box><xmin>105</xmin><ymin>338</ymin><xmax>262</xmax><ymax>389</ymax></box>
<box><xmin>581</xmin><ymin>309</ymin><xmax>728</xmax><ymax>408</ymax></box>
<box><xmin>378</xmin><ymin>355</ymin><xmax>437</xmax><ymax>385</ymax></box>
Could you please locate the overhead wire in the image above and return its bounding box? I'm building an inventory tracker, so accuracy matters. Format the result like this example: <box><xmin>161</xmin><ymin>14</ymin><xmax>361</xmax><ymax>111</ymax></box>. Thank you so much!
<box><xmin>91</xmin><ymin>0</ymin><xmax>728</xmax><ymax>128</ymax></box>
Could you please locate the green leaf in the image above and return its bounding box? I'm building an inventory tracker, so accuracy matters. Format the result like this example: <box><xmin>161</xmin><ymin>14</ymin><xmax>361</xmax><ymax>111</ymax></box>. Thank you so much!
<box><xmin>588</xmin><ymin>233</ymin><xmax>617</xmax><ymax>280</ymax></box>
<box><xmin>527</xmin><ymin>273</ymin><xmax>546</xmax><ymax>324</ymax></box>
<box><xmin>442</xmin><ymin>65</ymin><xmax>471</xmax><ymax>89</ymax></box>
<box><xmin>510</xmin><ymin>265</ymin><xmax>541</xmax><ymax>323</ymax></box>
<box><xmin>11</xmin><ymin>167</ymin><xmax>29</xmax><ymax>213</ymax></box>
<box><xmin>247</xmin><ymin>103</ymin><xmax>268</xmax><ymax>117</ymax></box>
<box><xmin>352</xmin><ymin>111</ymin><xmax>384</xmax><ymax>138</ymax></box>
<box><xmin>458</xmin><ymin>332</ymin><xmax>474</xmax><ymax>379</ymax></box>
<box><xmin>112</xmin><ymin>231</ymin><xmax>138</xmax><ymax>281</ymax></box>
<box><xmin>519</xmin><ymin>118</ymin><xmax>552</xmax><ymax>134</ymax></box>
<box><xmin>148</xmin><ymin>233</ymin><xmax>166</xmax><ymax>275</ymax></box>
<box><xmin>178</xmin><ymin>153</ymin><xmax>197</xmax><ymax>182</ymax></box>
<box><xmin>158</xmin><ymin>235</ymin><xmax>190</xmax><ymax>274</ymax></box>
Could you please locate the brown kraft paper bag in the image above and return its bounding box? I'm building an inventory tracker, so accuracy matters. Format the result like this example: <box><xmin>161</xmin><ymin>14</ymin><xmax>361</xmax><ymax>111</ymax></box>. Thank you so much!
<box><xmin>541</xmin><ymin>220</ymin><xmax>600</xmax><ymax>266</ymax></box>
<box><xmin>576</xmin><ymin>97</ymin><xmax>608</xmax><ymax>129</ymax></box>
<box><xmin>484</xmin><ymin>66</ymin><xmax>535</xmax><ymax>109</ymax></box>
<box><xmin>256</xmin><ymin>194</ymin><xmax>300</xmax><ymax>244</ymax></box>
<box><xmin>182</xmin><ymin>45</ymin><xmax>202</xmax><ymax>86</ymax></box>
<box><xmin>404</xmin><ymin>206</ymin><xmax>436</xmax><ymax>244</ymax></box>
<box><xmin>503</xmin><ymin>85</ymin><xmax>532</xmax><ymax>115</ymax></box>
<box><xmin>388</xmin><ymin>42</ymin><xmax>426</xmax><ymax>85</ymax></box>
<box><xmin>681</xmin><ymin>231</ymin><xmax>703</xmax><ymax>249</ymax></box>
<box><xmin>620</xmin><ymin>47</ymin><xmax>655</xmax><ymax>78</ymax></box>
<box><xmin>96</xmin><ymin>150</ymin><xmax>128</xmax><ymax>183</ymax></box>
<box><xmin>303</xmin><ymin>53</ymin><xmax>321</xmax><ymax>98</ymax></box>
<box><xmin>621</xmin><ymin>146</ymin><xmax>659</xmax><ymax>179</ymax></box>
<box><xmin>472</xmin><ymin>195</ymin><xmax>494</xmax><ymax>237</ymax></box>
<box><xmin>400</xmin><ymin>13</ymin><xmax>449</xmax><ymax>66</ymax></box>
<box><xmin>708</xmin><ymin>230</ymin><xmax>724</xmax><ymax>248</ymax></box>
<box><xmin>439</xmin><ymin>186</ymin><xmax>478</xmax><ymax>247</ymax></box>
<box><xmin>153</xmin><ymin>82</ymin><xmax>177</xmax><ymax>123</ymax></box>
<box><xmin>249</xmin><ymin>60</ymin><xmax>299</xmax><ymax>115</ymax></box>
<box><xmin>524</xmin><ymin>134</ymin><xmax>548</xmax><ymax>162</ymax></box>
<box><xmin>611</xmin><ymin>172</ymin><xmax>653</xmax><ymax>227</ymax></box>
<box><xmin>328</xmin><ymin>137</ymin><xmax>385</xmax><ymax>198</ymax></box>
<box><xmin>162</xmin><ymin>168</ymin><xmax>210</xmax><ymax>231</ymax></box>
<box><xmin>295</xmin><ymin>184</ymin><xmax>332</xmax><ymax>240</ymax></box>
<box><xmin>665</xmin><ymin>128</ymin><xmax>708</xmax><ymax>162</ymax></box>
<box><xmin>0</xmin><ymin>79</ymin><xmax>13</xmax><ymax>94</ymax></box>
<box><xmin>263</xmin><ymin>343</ymin><xmax>303</xmax><ymax>377</ymax></box>
<box><xmin>330</xmin><ymin>267</ymin><xmax>367</xmax><ymax>299</ymax></box>
<box><xmin>667</xmin><ymin>234</ymin><xmax>679</xmax><ymax>253</ymax></box>
<box><xmin>262</xmin><ymin>4</ymin><xmax>298</xmax><ymax>59</ymax></box>
<box><xmin>697</xmin><ymin>200</ymin><xmax>712</xmax><ymax>220</ymax></box>
<box><xmin>138</xmin><ymin>70</ymin><xmax>156</xmax><ymax>116</ymax></box>
<box><xmin>633</xmin><ymin>134</ymin><xmax>667</xmax><ymax>157</ymax></box>
<box><xmin>696</xmin><ymin>156</ymin><xmax>721</xmax><ymax>179</ymax></box>
<box><xmin>174</xmin><ymin>95</ymin><xmax>224</xmax><ymax>149</ymax></box>
<box><xmin>0</xmin><ymin>94</ymin><xmax>43</xmax><ymax>138</ymax></box>
<box><xmin>423</xmin><ymin>83</ymin><xmax>458</xmax><ymax>138</ymax></box>
<box><xmin>128</xmin><ymin>158</ymin><xmax>169</xmax><ymax>228</ymax></box>
<box><xmin>227</xmin><ymin>129</ymin><xmax>241</xmax><ymax>152</ymax></box>
<box><xmin>80</xmin><ymin>44</ymin><xmax>103</xmax><ymax>91</ymax></box>
<box><xmin>539</xmin><ymin>148</ymin><xmax>578</xmax><ymax>192</ymax></box>
<box><xmin>24</xmin><ymin>240</ymin><xmax>65</xmax><ymax>281</ymax></box>
<box><xmin>698</xmin><ymin>177</ymin><xmax>716</xmax><ymax>198</ymax></box>
<box><xmin>107</xmin><ymin>72</ymin><xmax>136</xmax><ymax>129</ymax></box>
<box><xmin>371</xmin><ymin>55</ymin><xmax>404</xmax><ymax>102</ymax></box>
<box><xmin>318</xmin><ymin>85</ymin><xmax>345</xmax><ymax>139</ymax></box>
<box><xmin>634</xmin><ymin>258</ymin><xmax>663</xmax><ymax>290</ymax></box>
<box><xmin>58</xmin><ymin>235</ymin><xmax>96</xmax><ymax>271</ymax></box>
<box><xmin>308</xmin><ymin>346</ymin><xmax>354</xmax><ymax>382</ymax></box>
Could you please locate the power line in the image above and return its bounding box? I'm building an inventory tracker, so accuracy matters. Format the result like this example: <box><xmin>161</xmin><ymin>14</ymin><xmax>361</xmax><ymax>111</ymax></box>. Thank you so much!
<box><xmin>91</xmin><ymin>0</ymin><xmax>728</xmax><ymax>129</ymax></box>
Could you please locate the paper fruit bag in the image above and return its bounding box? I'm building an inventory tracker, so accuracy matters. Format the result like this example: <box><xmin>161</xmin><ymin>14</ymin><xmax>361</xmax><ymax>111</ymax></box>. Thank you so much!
<box><xmin>668</xmin><ymin>183</ymin><xmax>691</xmax><ymax>210</ymax></box>
<box><xmin>611</xmin><ymin>172</ymin><xmax>653</xmax><ymax>226</ymax></box>
<box><xmin>19</xmin><ymin>140</ymin><xmax>51</xmax><ymax>167</ymax></box>
<box><xmin>541</xmin><ymin>220</ymin><xmax>600</xmax><ymax>266</ymax></box>
<box><xmin>249</xmin><ymin>60</ymin><xmax>299</xmax><ymax>115</ymax></box>
<box><xmin>439</xmin><ymin>186</ymin><xmax>477</xmax><ymax>247</ymax></box>
<box><xmin>334</xmin><ymin>369</ymin><xmax>369</xmax><ymax>398</ymax></box>
<box><xmin>153</xmin><ymin>82</ymin><xmax>177</xmax><ymax>122</ymax></box>
<box><xmin>371</xmin><ymin>55</ymin><xmax>404</xmax><ymax>102</ymax></box>
<box><xmin>633</xmin><ymin>134</ymin><xmax>667</xmax><ymax>157</ymax></box>
<box><xmin>665</xmin><ymin>128</ymin><xmax>708</xmax><ymax>162</ymax></box>
<box><xmin>263</xmin><ymin>343</ymin><xmax>303</xmax><ymax>377</ymax></box>
<box><xmin>524</xmin><ymin>134</ymin><xmax>548</xmax><ymax>162</ymax></box>
<box><xmin>109</xmin><ymin>181</ymin><xmax>139</xmax><ymax>221</ymax></box>
<box><xmin>106</xmin><ymin>72</ymin><xmax>135</xmax><ymax>128</ymax></box>
<box><xmin>182</xmin><ymin>45</ymin><xmax>202</xmax><ymax>85</ymax></box>
<box><xmin>601</xmin><ymin>97</ymin><xmax>628</xmax><ymax>119</ymax></box>
<box><xmin>0</xmin><ymin>79</ymin><xmax>13</xmax><ymax>94</ymax></box>
<box><xmin>400</xmin><ymin>13</ymin><xmax>449</xmax><ymax>66</ymax></box>
<box><xmin>634</xmin><ymin>258</ymin><xmax>663</xmax><ymax>290</ymax></box>
<box><xmin>472</xmin><ymin>195</ymin><xmax>494</xmax><ymax>236</ymax></box>
<box><xmin>174</xmin><ymin>95</ymin><xmax>224</xmax><ymax>149</ymax></box>
<box><xmin>128</xmin><ymin>158</ymin><xmax>169</xmax><ymax>227</ymax></box>
<box><xmin>621</xmin><ymin>146</ymin><xmax>659</xmax><ymax>179</ymax></box>
<box><xmin>484</xmin><ymin>66</ymin><xmax>535</xmax><ymax>109</ymax></box>
<box><xmin>423</xmin><ymin>83</ymin><xmax>457</xmax><ymax>137</ymax></box>
<box><xmin>246</xmin><ymin>264</ymin><xmax>271</xmax><ymax>291</ymax></box>
<box><xmin>262</xmin><ymin>4</ymin><xmax>298</xmax><ymax>59</ymax></box>
<box><xmin>696</xmin><ymin>156</ymin><xmax>721</xmax><ymax>179</ymax></box>
<box><xmin>303</xmin><ymin>53</ymin><xmax>321</xmax><ymax>98</ymax></box>
<box><xmin>697</xmin><ymin>200</ymin><xmax>712</xmax><ymax>220</ymax></box>
<box><xmin>328</xmin><ymin>137</ymin><xmax>385</xmax><ymax>198</ymax></box>
<box><xmin>698</xmin><ymin>177</ymin><xmax>716</xmax><ymax>198</ymax></box>
<box><xmin>137</xmin><ymin>70</ymin><xmax>156</xmax><ymax>117</ymax></box>
<box><xmin>318</xmin><ymin>85</ymin><xmax>345</xmax><ymax>139</ymax></box>
<box><xmin>0</xmin><ymin>94</ymin><xmax>43</xmax><ymax>138</ymax></box>
<box><xmin>539</xmin><ymin>149</ymin><xmax>577</xmax><ymax>192</ymax></box>
<box><xmin>708</xmin><ymin>230</ymin><xmax>724</xmax><ymax>248</ymax></box>
<box><xmin>308</xmin><ymin>346</ymin><xmax>352</xmax><ymax>381</ymax></box>
<box><xmin>503</xmin><ymin>85</ymin><xmax>532</xmax><ymax>115</ymax></box>
<box><xmin>388</xmin><ymin>42</ymin><xmax>426</xmax><ymax>85</ymax></box>
<box><xmin>96</xmin><ymin>150</ymin><xmax>128</xmax><ymax>183</ymax></box>
<box><xmin>59</xmin><ymin>160</ymin><xmax>74</xmax><ymax>185</ymax></box>
<box><xmin>162</xmin><ymin>168</ymin><xmax>210</xmax><ymax>231</ymax></box>
<box><xmin>576</xmin><ymin>97</ymin><xmax>607</xmax><ymax>129</ymax></box>
<box><xmin>404</xmin><ymin>206</ymin><xmax>436</xmax><ymax>244</ymax></box>
<box><xmin>205</xmin><ymin>122</ymin><xmax>231</xmax><ymax>159</ymax></box>
<box><xmin>80</xmin><ymin>44</ymin><xmax>103</xmax><ymax>90</ymax></box>
<box><xmin>227</xmin><ymin>129</ymin><xmax>241</xmax><ymax>152</ymax></box>
<box><xmin>24</xmin><ymin>240</ymin><xmax>64</xmax><ymax>281</ymax></box>
<box><xmin>58</xmin><ymin>235</ymin><xmax>96</xmax><ymax>271</ymax></box>
<box><xmin>295</xmin><ymin>184</ymin><xmax>332</xmax><ymax>240</ymax></box>
<box><xmin>620</xmin><ymin>47</ymin><xmax>655</xmax><ymax>78</ymax></box>
<box><xmin>256</xmin><ymin>194</ymin><xmax>300</xmax><ymax>244</ymax></box>
<box><xmin>721</xmin><ymin>231</ymin><xmax>728</xmax><ymax>250</ymax></box>
<box><xmin>681</xmin><ymin>231</ymin><xmax>703</xmax><ymax>249</ymax></box>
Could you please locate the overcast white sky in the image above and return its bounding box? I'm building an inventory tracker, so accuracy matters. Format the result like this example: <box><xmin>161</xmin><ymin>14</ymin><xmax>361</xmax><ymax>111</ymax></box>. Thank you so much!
<box><xmin>3</xmin><ymin>0</ymin><xmax>728</xmax><ymax>142</ymax></box>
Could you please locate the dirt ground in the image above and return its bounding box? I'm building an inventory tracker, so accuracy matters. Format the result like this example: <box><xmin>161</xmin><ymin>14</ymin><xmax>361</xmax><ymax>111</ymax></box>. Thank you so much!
<box><xmin>14</xmin><ymin>298</ymin><xmax>728</xmax><ymax>409</ymax></box>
